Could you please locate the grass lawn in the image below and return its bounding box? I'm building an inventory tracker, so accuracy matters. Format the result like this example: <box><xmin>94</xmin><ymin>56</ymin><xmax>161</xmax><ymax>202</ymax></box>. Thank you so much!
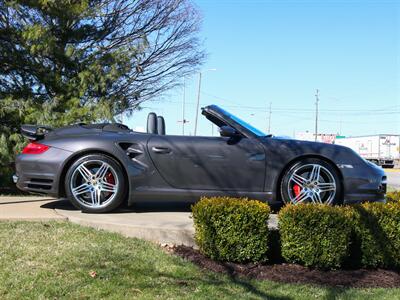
<box><xmin>0</xmin><ymin>222</ymin><xmax>399</xmax><ymax>299</ymax></box>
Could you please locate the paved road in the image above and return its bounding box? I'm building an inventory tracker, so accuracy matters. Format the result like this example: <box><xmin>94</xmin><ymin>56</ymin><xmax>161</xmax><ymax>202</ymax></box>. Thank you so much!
<box><xmin>386</xmin><ymin>169</ymin><xmax>400</xmax><ymax>189</ymax></box>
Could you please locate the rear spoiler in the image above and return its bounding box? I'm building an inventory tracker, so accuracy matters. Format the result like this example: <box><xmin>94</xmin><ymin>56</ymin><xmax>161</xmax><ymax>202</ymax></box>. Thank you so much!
<box><xmin>21</xmin><ymin>125</ymin><xmax>53</xmax><ymax>141</ymax></box>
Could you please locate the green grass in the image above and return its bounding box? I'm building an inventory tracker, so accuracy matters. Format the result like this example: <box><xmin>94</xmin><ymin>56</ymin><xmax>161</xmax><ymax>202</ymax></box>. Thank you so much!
<box><xmin>0</xmin><ymin>222</ymin><xmax>399</xmax><ymax>299</ymax></box>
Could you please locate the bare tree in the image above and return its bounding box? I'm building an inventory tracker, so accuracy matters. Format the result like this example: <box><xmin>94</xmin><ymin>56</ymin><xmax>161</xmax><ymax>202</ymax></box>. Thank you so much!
<box><xmin>0</xmin><ymin>0</ymin><xmax>205</xmax><ymax>121</ymax></box>
<box><xmin>92</xmin><ymin>0</ymin><xmax>206</xmax><ymax>113</ymax></box>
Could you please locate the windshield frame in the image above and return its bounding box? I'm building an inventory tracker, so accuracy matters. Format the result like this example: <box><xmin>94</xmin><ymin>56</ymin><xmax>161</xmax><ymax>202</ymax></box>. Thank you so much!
<box><xmin>227</xmin><ymin>113</ymin><xmax>267</xmax><ymax>137</ymax></box>
<box><xmin>202</xmin><ymin>105</ymin><xmax>267</xmax><ymax>138</ymax></box>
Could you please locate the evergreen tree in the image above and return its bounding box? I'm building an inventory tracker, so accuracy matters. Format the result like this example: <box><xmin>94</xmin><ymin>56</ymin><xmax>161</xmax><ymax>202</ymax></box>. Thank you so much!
<box><xmin>0</xmin><ymin>0</ymin><xmax>204</xmax><ymax>189</ymax></box>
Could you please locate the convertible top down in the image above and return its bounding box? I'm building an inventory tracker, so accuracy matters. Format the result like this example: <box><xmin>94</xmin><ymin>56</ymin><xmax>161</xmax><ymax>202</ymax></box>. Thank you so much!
<box><xmin>15</xmin><ymin>105</ymin><xmax>386</xmax><ymax>213</ymax></box>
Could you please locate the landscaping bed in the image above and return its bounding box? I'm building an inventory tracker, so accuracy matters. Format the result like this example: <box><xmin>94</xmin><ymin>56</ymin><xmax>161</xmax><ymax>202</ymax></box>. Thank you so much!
<box><xmin>174</xmin><ymin>245</ymin><xmax>400</xmax><ymax>288</ymax></box>
<box><xmin>187</xmin><ymin>196</ymin><xmax>400</xmax><ymax>290</ymax></box>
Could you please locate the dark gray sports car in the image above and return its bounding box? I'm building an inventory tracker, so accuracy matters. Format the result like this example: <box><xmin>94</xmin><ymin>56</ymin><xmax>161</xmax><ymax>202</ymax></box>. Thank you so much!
<box><xmin>14</xmin><ymin>105</ymin><xmax>386</xmax><ymax>213</ymax></box>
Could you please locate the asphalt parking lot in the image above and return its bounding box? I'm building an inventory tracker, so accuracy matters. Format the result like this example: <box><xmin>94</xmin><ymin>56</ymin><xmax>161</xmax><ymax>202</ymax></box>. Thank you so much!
<box><xmin>386</xmin><ymin>169</ymin><xmax>400</xmax><ymax>189</ymax></box>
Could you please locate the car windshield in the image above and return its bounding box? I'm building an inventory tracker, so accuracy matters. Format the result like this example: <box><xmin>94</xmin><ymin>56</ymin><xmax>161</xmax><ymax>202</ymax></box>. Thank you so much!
<box><xmin>222</xmin><ymin>109</ymin><xmax>266</xmax><ymax>137</ymax></box>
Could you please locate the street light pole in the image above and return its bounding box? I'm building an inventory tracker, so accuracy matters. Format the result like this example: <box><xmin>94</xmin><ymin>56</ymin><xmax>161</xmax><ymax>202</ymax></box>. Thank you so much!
<box><xmin>194</xmin><ymin>68</ymin><xmax>216</xmax><ymax>136</ymax></box>
<box><xmin>267</xmin><ymin>102</ymin><xmax>272</xmax><ymax>133</ymax></box>
<box><xmin>194</xmin><ymin>72</ymin><xmax>202</xmax><ymax>136</ymax></box>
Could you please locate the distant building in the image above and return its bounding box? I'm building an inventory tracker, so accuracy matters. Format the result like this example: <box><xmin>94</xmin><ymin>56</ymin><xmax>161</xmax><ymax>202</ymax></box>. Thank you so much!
<box><xmin>295</xmin><ymin>131</ymin><xmax>341</xmax><ymax>144</ymax></box>
<box><xmin>295</xmin><ymin>132</ymin><xmax>400</xmax><ymax>167</ymax></box>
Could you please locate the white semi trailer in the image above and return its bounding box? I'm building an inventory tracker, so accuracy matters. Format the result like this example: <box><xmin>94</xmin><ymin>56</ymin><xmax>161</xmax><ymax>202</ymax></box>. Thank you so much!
<box><xmin>335</xmin><ymin>135</ymin><xmax>400</xmax><ymax>168</ymax></box>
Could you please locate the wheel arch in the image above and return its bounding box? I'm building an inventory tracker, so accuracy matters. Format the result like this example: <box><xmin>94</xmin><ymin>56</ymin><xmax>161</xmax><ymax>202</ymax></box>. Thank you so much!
<box><xmin>58</xmin><ymin>149</ymin><xmax>129</xmax><ymax>199</ymax></box>
<box><xmin>275</xmin><ymin>154</ymin><xmax>344</xmax><ymax>203</ymax></box>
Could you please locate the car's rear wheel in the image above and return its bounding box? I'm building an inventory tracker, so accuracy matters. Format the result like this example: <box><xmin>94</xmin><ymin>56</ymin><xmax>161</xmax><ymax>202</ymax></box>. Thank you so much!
<box><xmin>65</xmin><ymin>154</ymin><xmax>126</xmax><ymax>213</ymax></box>
<box><xmin>280</xmin><ymin>158</ymin><xmax>342</xmax><ymax>205</ymax></box>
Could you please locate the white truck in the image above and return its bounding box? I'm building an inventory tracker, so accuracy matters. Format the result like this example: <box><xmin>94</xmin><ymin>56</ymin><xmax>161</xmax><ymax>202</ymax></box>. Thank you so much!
<box><xmin>335</xmin><ymin>135</ymin><xmax>400</xmax><ymax>168</ymax></box>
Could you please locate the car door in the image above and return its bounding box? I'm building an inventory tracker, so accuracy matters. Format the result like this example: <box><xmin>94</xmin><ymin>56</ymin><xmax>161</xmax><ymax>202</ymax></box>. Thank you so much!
<box><xmin>147</xmin><ymin>135</ymin><xmax>266</xmax><ymax>191</ymax></box>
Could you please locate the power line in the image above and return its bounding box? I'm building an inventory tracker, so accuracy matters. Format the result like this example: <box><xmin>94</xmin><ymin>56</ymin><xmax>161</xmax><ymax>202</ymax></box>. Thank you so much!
<box><xmin>172</xmin><ymin>97</ymin><xmax>400</xmax><ymax>114</ymax></box>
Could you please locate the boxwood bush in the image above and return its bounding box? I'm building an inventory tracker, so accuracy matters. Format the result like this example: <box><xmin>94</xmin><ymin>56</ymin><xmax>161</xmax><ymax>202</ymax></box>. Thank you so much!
<box><xmin>192</xmin><ymin>197</ymin><xmax>271</xmax><ymax>263</ymax></box>
<box><xmin>350</xmin><ymin>202</ymin><xmax>400</xmax><ymax>268</ymax></box>
<box><xmin>387</xmin><ymin>190</ymin><xmax>400</xmax><ymax>203</ymax></box>
<box><xmin>278</xmin><ymin>204</ymin><xmax>353</xmax><ymax>269</ymax></box>
<box><xmin>193</xmin><ymin>196</ymin><xmax>400</xmax><ymax>270</ymax></box>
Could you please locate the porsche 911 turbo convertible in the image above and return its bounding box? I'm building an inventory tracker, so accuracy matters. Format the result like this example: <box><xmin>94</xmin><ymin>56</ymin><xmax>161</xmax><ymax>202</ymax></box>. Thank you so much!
<box><xmin>14</xmin><ymin>105</ymin><xmax>387</xmax><ymax>213</ymax></box>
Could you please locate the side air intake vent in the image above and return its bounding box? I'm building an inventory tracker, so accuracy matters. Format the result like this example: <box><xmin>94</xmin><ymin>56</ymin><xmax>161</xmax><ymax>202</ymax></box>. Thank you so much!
<box><xmin>118</xmin><ymin>143</ymin><xmax>147</xmax><ymax>169</ymax></box>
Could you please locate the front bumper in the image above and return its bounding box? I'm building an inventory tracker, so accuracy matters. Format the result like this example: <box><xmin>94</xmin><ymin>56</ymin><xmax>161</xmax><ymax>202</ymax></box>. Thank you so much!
<box><xmin>341</xmin><ymin>162</ymin><xmax>387</xmax><ymax>204</ymax></box>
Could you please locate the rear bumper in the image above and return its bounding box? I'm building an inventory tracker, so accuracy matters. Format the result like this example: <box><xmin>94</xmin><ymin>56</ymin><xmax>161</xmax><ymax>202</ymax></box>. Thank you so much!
<box><xmin>14</xmin><ymin>147</ymin><xmax>73</xmax><ymax>197</ymax></box>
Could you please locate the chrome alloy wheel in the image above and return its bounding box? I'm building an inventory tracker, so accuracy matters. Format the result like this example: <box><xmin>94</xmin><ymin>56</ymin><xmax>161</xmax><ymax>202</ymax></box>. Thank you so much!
<box><xmin>287</xmin><ymin>163</ymin><xmax>336</xmax><ymax>205</ymax></box>
<box><xmin>70</xmin><ymin>160</ymin><xmax>119</xmax><ymax>208</ymax></box>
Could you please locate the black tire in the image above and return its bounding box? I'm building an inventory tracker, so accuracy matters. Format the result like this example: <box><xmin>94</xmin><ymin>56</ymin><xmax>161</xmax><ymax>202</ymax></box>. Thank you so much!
<box><xmin>280</xmin><ymin>158</ymin><xmax>342</xmax><ymax>205</ymax></box>
<box><xmin>65</xmin><ymin>154</ymin><xmax>127</xmax><ymax>213</ymax></box>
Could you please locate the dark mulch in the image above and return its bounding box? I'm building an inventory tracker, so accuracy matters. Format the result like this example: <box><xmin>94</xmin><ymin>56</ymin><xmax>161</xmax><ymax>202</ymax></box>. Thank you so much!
<box><xmin>174</xmin><ymin>245</ymin><xmax>400</xmax><ymax>288</ymax></box>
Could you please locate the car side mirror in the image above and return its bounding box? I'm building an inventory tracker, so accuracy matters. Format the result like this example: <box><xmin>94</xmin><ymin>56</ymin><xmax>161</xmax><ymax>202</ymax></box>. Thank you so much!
<box><xmin>219</xmin><ymin>126</ymin><xmax>239</xmax><ymax>137</ymax></box>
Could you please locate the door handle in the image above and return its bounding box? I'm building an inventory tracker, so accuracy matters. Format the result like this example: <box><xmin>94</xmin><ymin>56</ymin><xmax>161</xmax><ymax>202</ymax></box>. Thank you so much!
<box><xmin>151</xmin><ymin>146</ymin><xmax>171</xmax><ymax>154</ymax></box>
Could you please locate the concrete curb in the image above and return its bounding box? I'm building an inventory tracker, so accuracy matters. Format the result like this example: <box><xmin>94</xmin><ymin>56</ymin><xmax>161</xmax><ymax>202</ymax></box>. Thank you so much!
<box><xmin>55</xmin><ymin>208</ymin><xmax>279</xmax><ymax>247</ymax></box>
<box><xmin>1</xmin><ymin>197</ymin><xmax>279</xmax><ymax>247</ymax></box>
<box><xmin>56</xmin><ymin>209</ymin><xmax>197</xmax><ymax>246</ymax></box>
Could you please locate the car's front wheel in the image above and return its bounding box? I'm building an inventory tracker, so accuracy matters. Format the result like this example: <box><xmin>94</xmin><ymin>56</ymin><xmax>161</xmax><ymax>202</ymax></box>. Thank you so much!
<box><xmin>65</xmin><ymin>154</ymin><xmax>126</xmax><ymax>213</ymax></box>
<box><xmin>280</xmin><ymin>158</ymin><xmax>342</xmax><ymax>205</ymax></box>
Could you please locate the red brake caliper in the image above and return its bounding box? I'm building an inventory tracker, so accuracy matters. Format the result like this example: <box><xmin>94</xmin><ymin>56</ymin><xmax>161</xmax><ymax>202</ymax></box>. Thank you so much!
<box><xmin>293</xmin><ymin>184</ymin><xmax>301</xmax><ymax>197</ymax></box>
<box><xmin>105</xmin><ymin>172</ymin><xmax>115</xmax><ymax>196</ymax></box>
<box><xmin>105</xmin><ymin>172</ymin><xmax>115</xmax><ymax>185</ymax></box>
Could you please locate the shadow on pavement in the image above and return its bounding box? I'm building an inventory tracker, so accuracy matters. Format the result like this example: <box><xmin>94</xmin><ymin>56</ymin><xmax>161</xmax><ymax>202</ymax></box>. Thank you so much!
<box><xmin>40</xmin><ymin>199</ymin><xmax>76</xmax><ymax>210</ymax></box>
<box><xmin>40</xmin><ymin>198</ymin><xmax>193</xmax><ymax>213</ymax></box>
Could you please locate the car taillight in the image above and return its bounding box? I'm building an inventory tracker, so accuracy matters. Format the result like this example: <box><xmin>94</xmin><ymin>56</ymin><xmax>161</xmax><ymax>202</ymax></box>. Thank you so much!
<box><xmin>22</xmin><ymin>142</ymin><xmax>50</xmax><ymax>154</ymax></box>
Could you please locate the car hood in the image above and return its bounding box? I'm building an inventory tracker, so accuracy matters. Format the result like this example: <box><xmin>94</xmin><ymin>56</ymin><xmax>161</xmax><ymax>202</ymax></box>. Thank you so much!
<box><xmin>259</xmin><ymin>136</ymin><xmax>366</xmax><ymax>166</ymax></box>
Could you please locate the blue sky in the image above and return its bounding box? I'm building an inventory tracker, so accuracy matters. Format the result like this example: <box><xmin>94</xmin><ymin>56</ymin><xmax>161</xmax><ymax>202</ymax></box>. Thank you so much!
<box><xmin>127</xmin><ymin>0</ymin><xmax>400</xmax><ymax>137</ymax></box>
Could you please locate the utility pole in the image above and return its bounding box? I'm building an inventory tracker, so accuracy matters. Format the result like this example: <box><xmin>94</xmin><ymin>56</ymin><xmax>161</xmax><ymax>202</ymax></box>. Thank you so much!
<box><xmin>182</xmin><ymin>76</ymin><xmax>186</xmax><ymax>135</ymax></box>
<box><xmin>194</xmin><ymin>72</ymin><xmax>202</xmax><ymax>136</ymax></box>
<box><xmin>267</xmin><ymin>102</ymin><xmax>272</xmax><ymax>133</ymax></box>
<box><xmin>314</xmin><ymin>89</ymin><xmax>319</xmax><ymax>142</ymax></box>
<box><xmin>178</xmin><ymin>77</ymin><xmax>189</xmax><ymax>135</ymax></box>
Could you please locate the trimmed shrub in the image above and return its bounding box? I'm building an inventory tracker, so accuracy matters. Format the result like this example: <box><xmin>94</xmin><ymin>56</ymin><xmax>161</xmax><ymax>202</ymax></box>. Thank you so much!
<box><xmin>350</xmin><ymin>202</ymin><xmax>400</xmax><ymax>268</ymax></box>
<box><xmin>192</xmin><ymin>197</ymin><xmax>271</xmax><ymax>263</ymax></box>
<box><xmin>387</xmin><ymin>191</ymin><xmax>400</xmax><ymax>203</ymax></box>
<box><xmin>278</xmin><ymin>204</ymin><xmax>353</xmax><ymax>269</ymax></box>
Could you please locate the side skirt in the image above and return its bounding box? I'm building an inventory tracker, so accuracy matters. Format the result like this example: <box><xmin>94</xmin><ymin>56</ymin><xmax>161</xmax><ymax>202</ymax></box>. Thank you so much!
<box><xmin>129</xmin><ymin>187</ymin><xmax>279</xmax><ymax>206</ymax></box>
